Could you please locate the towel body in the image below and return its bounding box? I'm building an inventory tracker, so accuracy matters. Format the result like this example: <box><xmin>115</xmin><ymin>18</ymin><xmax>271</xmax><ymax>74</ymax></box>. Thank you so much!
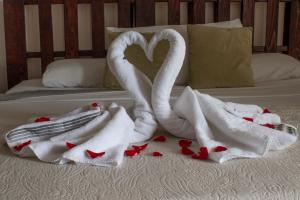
<box><xmin>151</xmin><ymin>29</ymin><xmax>297</xmax><ymax>163</ymax></box>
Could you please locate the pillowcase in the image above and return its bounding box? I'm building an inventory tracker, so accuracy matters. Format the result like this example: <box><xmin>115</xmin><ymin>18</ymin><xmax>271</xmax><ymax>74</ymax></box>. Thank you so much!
<box><xmin>188</xmin><ymin>25</ymin><xmax>254</xmax><ymax>88</ymax></box>
<box><xmin>252</xmin><ymin>53</ymin><xmax>300</xmax><ymax>82</ymax></box>
<box><xmin>42</xmin><ymin>58</ymin><xmax>106</xmax><ymax>88</ymax></box>
<box><xmin>104</xmin><ymin>32</ymin><xmax>170</xmax><ymax>89</ymax></box>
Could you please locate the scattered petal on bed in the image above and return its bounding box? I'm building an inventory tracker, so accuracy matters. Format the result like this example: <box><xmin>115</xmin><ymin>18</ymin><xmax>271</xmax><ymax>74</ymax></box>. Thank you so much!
<box><xmin>263</xmin><ymin>108</ymin><xmax>271</xmax><ymax>114</ymax></box>
<box><xmin>14</xmin><ymin>140</ymin><xmax>32</xmax><ymax>152</ymax></box>
<box><xmin>153</xmin><ymin>135</ymin><xmax>167</xmax><ymax>142</ymax></box>
<box><xmin>192</xmin><ymin>147</ymin><xmax>209</xmax><ymax>160</ymax></box>
<box><xmin>34</xmin><ymin>117</ymin><xmax>50</xmax><ymax>123</ymax></box>
<box><xmin>86</xmin><ymin>150</ymin><xmax>105</xmax><ymax>159</ymax></box>
<box><xmin>132</xmin><ymin>143</ymin><xmax>148</xmax><ymax>152</ymax></box>
<box><xmin>243</xmin><ymin>117</ymin><xmax>254</xmax><ymax>122</ymax></box>
<box><xmin>263</xmin><ymin>123</ymin><xmax>275</xmax><ymax>129</ymax></box>
<box><xmin>181</xmin><ymin>147</ymin><xmax>194</xmax><ymax>155</ymax></box>
<box><xmin>125</xmin><ymin>149</ymin><xmax>139</xmax><ymax>157</ymax></box>
<box><xmin>66</xmin><ymin>142</ymin><xmax>77</xmax><ymax>149</ymax></box>
<box><xmin>92</xmin><ymin>102</ymin><xmax>98</xmax><ymax>108</ymax></box>
<box><xmin>214</xmin><ymin>146</ymin><xmax>228</xmax><ymax>152</ymax></box>
<box><xmin>179</xmin><ymin>139</ymin><xmax>192</xmax><ymax>147</ymax></box>
<box><xmin>152</xmin><ymin>152</ymin><xmax>163</xmax><ymax>157</ymax></box>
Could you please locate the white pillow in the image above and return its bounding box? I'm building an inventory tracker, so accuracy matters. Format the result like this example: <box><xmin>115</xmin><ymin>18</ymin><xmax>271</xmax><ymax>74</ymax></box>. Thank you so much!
<box><xmin>106</xmin><ymin>19</ymin><xmax>243</xmax><ymax>86</ymax></box>
<box><xmin>42</xmin><ymin>59</ymin><xmax>106</xmax><ymax>88</ymax></box>
<box><xmin>252</xmin><ymin>53</ymin><xmax>300</xmax><ymax>82</ymax></box>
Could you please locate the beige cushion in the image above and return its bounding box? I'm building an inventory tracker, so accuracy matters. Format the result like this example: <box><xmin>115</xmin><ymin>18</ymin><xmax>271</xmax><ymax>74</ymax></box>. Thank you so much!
<box><xmin>104</xmin><ymin>32</ymin><xmax>170</xmax><ymax>89</ymax></box>
<box><xmin>188</xmin><ymin>25</ymin><xmax>254</xmax><ymax>88</ymax></box>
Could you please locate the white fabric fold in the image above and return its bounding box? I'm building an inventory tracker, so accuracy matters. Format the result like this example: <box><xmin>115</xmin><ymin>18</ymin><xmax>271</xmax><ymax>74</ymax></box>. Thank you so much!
<box><xmin>151</xmin><ymin>29</ymin><xmax>298</xmax><ymax>163</ymax></box>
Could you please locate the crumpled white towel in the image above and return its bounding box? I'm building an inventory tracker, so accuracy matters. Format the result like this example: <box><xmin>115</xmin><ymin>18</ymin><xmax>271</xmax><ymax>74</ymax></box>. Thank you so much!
<box><xmin>4</xmin><ymin>31</ymin><xmax>158</xmax><ymax>167</ymax></box>
<box><xmin>151</xmin><ymin>29</ymin><xmax>298</xmax><ymax>163</ymax></box>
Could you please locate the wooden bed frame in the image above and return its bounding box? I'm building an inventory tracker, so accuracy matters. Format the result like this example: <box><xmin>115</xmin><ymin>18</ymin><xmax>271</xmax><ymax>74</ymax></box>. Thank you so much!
<box><xmin>3</xmin><ymin>0</ymin><xmax>300</xmax><ymax>88</ymax></box>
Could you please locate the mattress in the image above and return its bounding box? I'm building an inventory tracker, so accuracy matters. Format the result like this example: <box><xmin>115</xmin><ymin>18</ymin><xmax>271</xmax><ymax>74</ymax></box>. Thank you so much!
<box><xmin>0</xmin><ymin>79</ymin><xmax>300</xmax><ymax>199</ymax></box>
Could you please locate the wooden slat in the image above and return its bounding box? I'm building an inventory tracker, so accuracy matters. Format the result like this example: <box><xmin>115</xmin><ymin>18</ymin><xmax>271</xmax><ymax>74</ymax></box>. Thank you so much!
<box><xmin>189</xmin><ymin>0</ymin><xmax>205</xmax><ymax>24</ymax></box>
<box><xmin>118</xmin><ymin>0</ymin><xmax>132</xmax><ymax>27</ymax></box>
<box><xmin>3</xmin><ymin>0</ymin><xmax>28</xmax><ymax>88</ymax></box>
<box><xmin>216</xmin><ymin>0</ymin><xmax>230</xmax><ymax>22</ymax></box>
<box><xmin>242</xmin><ymin>0</ymin><xmax>255</xmax><ymax>26</ymax></box>
<box><xmin>91</xmin><ymin>0</ymin><xmax>105</xmax><ymax>57</ymax></box>
<box><xmin>168</xmin><ymin>0</ymin><xmax>180</xmax><ymax>25</ymax></box>
<box><xmin>135</xmin><ymin>0</ymin><xmax>155</xmax><ymax>26</ymax></box>
<box><xmin>38</xmin><ymin>0</ymin><xmax>54</xmax><ymax>72</ymax></box>
<box><xmin>64</xmin><ymin>0</ymin><xmax>79</xmax><ymax>58</ymax></box>
<box><xmin>282</xmin><ymin>2</ymin><xmax>291</xmax><ymax>46</ymax></box>
<box><xmin>265</xmin><ymin>0</ymin><xmax>279</xmax><ymax>52</ymax></box>
<box><xmin>288</xmin><ymin>0</ymin><xmax>300</xmax><ymax>59</ymax></box>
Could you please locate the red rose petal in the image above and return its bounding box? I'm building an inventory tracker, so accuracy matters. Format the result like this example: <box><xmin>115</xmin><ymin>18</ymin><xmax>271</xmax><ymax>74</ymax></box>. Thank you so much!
<box><xmin>132</xmin><ymin>143</ymin><xmax>148</xmax><ymax>153</ymax></box>
<box><xmin>181</xmin><ymin>147</ymin><xmax>194</xmax><ymax>155</ymax></box>
<box><xmin>214</xmin><ymin>146</ymin><xmax>228</xmax><ymax>152</ymax></box>
<box><xmin>152</xmin><ymin>151</ymin><xmax>163</xmax><ymax>157</ymax></box>
<box><xmin>179</xmin><ymin>139</ymin><xmax>192</xmax><ymax>147</ymax></box>
<box><xmin>125</xmin><ymin>149</ymin><xmax>139</xmax><ymax>157</ymax></box>
<box><xmin>66</xmin><ymin>142</ymin><xmax>77</xmax><ymax>149</ymax></box>
<box><xmin>263</xmin><ymin>108</ymin><xmax>271</xmax><ymax>114</ymax></box>
<box><xmin>153</xmin><ymin>135</ymin><xmax>166</xmax><ymax>142</ymax></box>
<box><xmin>199</xmin><ymin>147</ymin><xmax>208</xmax><ymax>154</ymax></box>
<box><xmin>192</xmin><ymin>151</ymin><xmax>208</xmax><ymax>160</ymax></box>
<box><xmin>243</xmin><ymin>117</ymin><xmax>253</xmax><ymax>122</ymax></box>
<box><xmin>263</xmin><ymin>123</ymin><xmax>275</xmax><ymax>129</ymax></box>
<box><xmin>92</xmin><ymin>102</ymin><xmax>98</xmax><ymax>107</ymax></box>
<box><xmin>86</xmin><ymin>150</ymin><xmax>105</xmax><ymax>159</ymax></box>
<box><xmin>14</xmin><ymin>140</ymin><xmax>32</xmax><ymax>152</ymax></box>
<box><xmin>34</xmin><ymin>117</ymin><xmax>50</xmax><ymax>123</ymax></box>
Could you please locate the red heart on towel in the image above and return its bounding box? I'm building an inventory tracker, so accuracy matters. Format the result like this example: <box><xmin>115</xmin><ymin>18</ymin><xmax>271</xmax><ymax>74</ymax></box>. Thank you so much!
<box><xmin>192</xmin><ymin>147</ymin><xmax>208</xmax><ymax>160</ymax></box>
<box><xmin>34</xmin><ymin>117</ymin><xmax>50</xmax><ymax>123</ymax></box>
<box><xmin>66</xmin><ymin>142</ymin><xmax>77</xmax><ymax>149</ymax></box>
<box><xmin>86</xmin><ymin>150</ymin><xmax>105</xmax><ymax>159</ymax></box>
<box><xmin>152</xmin><ymin>152</ymin><xmax>163</xmax><ymax>157</ymax></box>
<box><xmin>125</xmin><ymin>149</ymin><xmax>139</xmax><ymax>157</ymax></box>
<box><xmin>262</xmin><ymin>123</ymin><xmax>275</xmax><ymax>129</ymax></box>
<box><xmin>214</xmin><ymin>146</ymin><xmax>228</xmax><ymax>152</ymax></box>
<box><xmin>132</xmin><ymin>143</ymin><xmax>148</xmax><ymax>153</ymax></box>
<box><xmin>14</xmin><ymin>140</ymin><xmax>32</xmax><ymax>152</ymax></box>
<box><xmin>243</xmin><ymin>117</ymin><xmax>253</xmax><ymax>122</ymax></box>
<box><xmin>263</xmin><ymin>108</ymin><xmax>271</xmax><ymax>114</ymax></box>
<box><xmin>181</xmin><ymin>147</ymin><xmax>194</xmax><ymax>155</ymax></box>
<box><xmin>153</xmin><ymin>135</ymin><xmax>167</xmax><ymax>142</ymax></box>
<box><xmin>179</xmin><ymin>139</ymin><xmax>192</xmax><ymax>148</ymax></box>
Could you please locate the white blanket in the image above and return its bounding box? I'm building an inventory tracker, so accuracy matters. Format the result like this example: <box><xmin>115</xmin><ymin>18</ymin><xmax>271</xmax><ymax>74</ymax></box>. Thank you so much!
<box><xmin>4</xmin><ymin>31</ymin><xmax>158</xmax><ymax>167</ymax></box>
<box><xmin>151</xmin><ymin>29</ymin><xmax>297</xmax><ymax>163</ymax></box>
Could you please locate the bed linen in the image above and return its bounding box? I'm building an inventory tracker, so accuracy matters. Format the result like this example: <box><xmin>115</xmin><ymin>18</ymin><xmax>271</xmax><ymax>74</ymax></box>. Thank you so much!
<box><xmin>0</xmin><ymin>78</ymin><xmax>300</xmax><ymax>199</ymax></box>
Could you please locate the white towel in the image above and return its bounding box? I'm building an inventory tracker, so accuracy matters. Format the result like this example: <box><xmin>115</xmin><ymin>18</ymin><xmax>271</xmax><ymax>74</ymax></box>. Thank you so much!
<box><xmin>5</xmin><ymin>31</ymin><xmax>158</xmax><ymax>167</ymax></box>
<box><xmin>151</xmin><ymin>29</ymin><xmax>298</xmax><ymax>163</ymax></box>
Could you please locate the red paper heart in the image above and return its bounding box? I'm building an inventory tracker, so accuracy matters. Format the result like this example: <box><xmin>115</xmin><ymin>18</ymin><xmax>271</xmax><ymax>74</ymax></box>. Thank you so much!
<box><xmin>243</xmin><ymin>117</ymin><xmax>253</xmax><ymax>122</ymax></box>
<box><xmin>214</xmin><ymin>146</ymin><xmax>228</xmax><ymax>152</ymax></box>
<box><xmin>14</xmin><ymin>140</ymin><xmax>32</xmax><ymax>152</ymax></box>
<box><xmin>263</xmin><ymin>123</ymin><xmax>275</xmax><ymax>129</ymax></box>
<box><xmin>86</xmin><ymin>150</ymin><xmax>105</xmax><ymax>159</ymax></box>
<box><xmin>179</xmin><ymin>139</ymin><xmax>192</xmax><ymax>147</ymax></box>
<box><xmin>125</xmin><ymin>149</ymin><xmax>139</xmax><ymax>157</ymax></box>
<box><xmin>181</xmin><ymin>147</ymin><xmax>194</xmax><ymax>155</ymax></box>
<box><xmin>263</xmin><ymin>108</ymin><xmax>271</xmax><ymax>114</ymax></box>
<box><xmin>153</xmin><ymin>135</ymin><xmax>166</xmax><ymax>142</ymax></box>
<box><xmin>66</xmin><ymin>142</ymin><xmax>76</xmax><ymax>149</ymax></box>
<box><xmin>132</xmin><ymin>143</ymin><xmax>148</xmax><ymax>153</ymax></box>
<box><xmin>34</xmin><ymin>117</ymin><xmax>50</xmax><ymax>123</ymax></box>
<box><xmin>92</xmin><ymin>102</ymin><xmax>98</xmax><ymax>107</ymax></box>
<box><xmin>152</xmin><ymin>152</ymin><xmax>163</xmax><ymax>157</ymax></box>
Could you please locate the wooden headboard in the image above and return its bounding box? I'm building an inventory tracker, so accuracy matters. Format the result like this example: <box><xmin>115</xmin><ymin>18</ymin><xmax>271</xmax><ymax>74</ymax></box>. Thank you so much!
<box><xmin>3</xmin><ymin>0</ymin><xmax>300</xmax><ymax>88</ymax></box>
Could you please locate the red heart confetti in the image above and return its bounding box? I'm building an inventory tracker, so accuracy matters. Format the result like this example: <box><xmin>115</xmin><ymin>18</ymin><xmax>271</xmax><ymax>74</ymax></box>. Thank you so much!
<box><xmin>14</xmin><ymin>140</ymin><xmax>32</xmax><ymax>152</ymax></box>
<box><xmin>179</xmin><ymin>139</ymin><xmax>192</xmax><ymax>148</ymax></box>
<box><xmin>214</xmin><ymin>146</ymin><xmax>228</xmax><ymax>152</ymax></box>
<box><xmin>181</xmin><ymin>147</ymin><xmax>194</xmax><ymax>155</ymax></box>
<box><xmin>263</xmin><ymin>108</ymin><xmax>271</xmax><ymax>114</ymax></box>
<box><xmin>132</xmin><ymin>143</ymin><xmax>148</xmax><ymax>153</ymax></box>
<box><xmin>125</xmin><ymin>149</ymin><xmax>139</xmax><ymax>157</ymax></box>
<box><xmin>34</xmin><ymin>117</ymin><xmax>50</xmax><ymax>123</ymax></box>
<box><xmin>92</xmin><ymin>102</ymin><xmax>98</xmax><ymax>108</ymax></box>
<box><xmin>153</xmin><ymin>135</ymin><xmax>166</xmax><ymax>142</ymax></box>
<box><xmin>152</xmin><ymin>152</ymin><xmax>163</xmax><ymax>157</ymax></box>
<box><xmin>263</xmin><ymin>123</ymin><xmax>275</xmax><ymax>129</ymax></box>
<box><xmin>243</xmin><ymin>117</ymin><xmax>253</xmax><ymax>122</ymax></box>
<box><xmin>66</xmin><ymin>142</ymin><xmax>77</xmax><ymax>149</ymax></box>
<box><xmin>86</xmin><ymin>150</ymin><xmax>105</xmax><ymax>159</ymax></box>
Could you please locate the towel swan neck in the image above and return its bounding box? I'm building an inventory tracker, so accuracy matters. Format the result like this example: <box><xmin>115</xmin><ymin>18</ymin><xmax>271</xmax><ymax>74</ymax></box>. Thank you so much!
<box><xmin>107</xmin><ymin>31</ymin><xmax>157</xmax><ymax>142</ymax></box>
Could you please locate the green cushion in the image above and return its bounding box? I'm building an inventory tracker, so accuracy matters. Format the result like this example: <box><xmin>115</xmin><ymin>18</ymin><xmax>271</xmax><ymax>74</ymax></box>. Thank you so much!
<box><xmin>104</xmin><ymin>32</ymin><xmax>170</xmax><ymax>89</ymax></box>
<box><xmin>187</xmin><ymin>25</ymin><xmax>254</xmax><ymax>88</ymax></box>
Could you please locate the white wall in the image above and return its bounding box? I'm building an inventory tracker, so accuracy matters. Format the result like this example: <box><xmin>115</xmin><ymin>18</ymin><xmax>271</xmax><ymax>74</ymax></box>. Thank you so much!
<box><xmin>0</xmin><ymin>2</ymin><xmax>285</xmax><ymax>92</ymax></box>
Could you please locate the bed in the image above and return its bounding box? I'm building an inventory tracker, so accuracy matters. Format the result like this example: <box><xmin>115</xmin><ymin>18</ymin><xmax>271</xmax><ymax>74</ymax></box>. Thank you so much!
<box><xmin>1</xmin><ymin>0</ymin><xmax>300</xmax><ymax>199</ymax></box>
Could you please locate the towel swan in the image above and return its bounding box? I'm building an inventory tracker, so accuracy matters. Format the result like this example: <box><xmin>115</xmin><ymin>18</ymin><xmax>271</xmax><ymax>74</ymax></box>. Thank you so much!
<box><xmin>150</xmin><ymin>29</ymin><xmax>297</xmax><ymax>163</ymax></box>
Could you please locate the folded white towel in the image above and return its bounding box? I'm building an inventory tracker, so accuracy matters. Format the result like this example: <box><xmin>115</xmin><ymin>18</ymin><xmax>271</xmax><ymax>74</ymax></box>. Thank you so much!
<box><xmin>5</xmin><ymin>31</ymin><xmax>158</xmax><ymax>167</ymax></box>
<box><xmin>151</xmin><ymin>29</ymin><xmax>298</xmax><ymax>163</ymax></box>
